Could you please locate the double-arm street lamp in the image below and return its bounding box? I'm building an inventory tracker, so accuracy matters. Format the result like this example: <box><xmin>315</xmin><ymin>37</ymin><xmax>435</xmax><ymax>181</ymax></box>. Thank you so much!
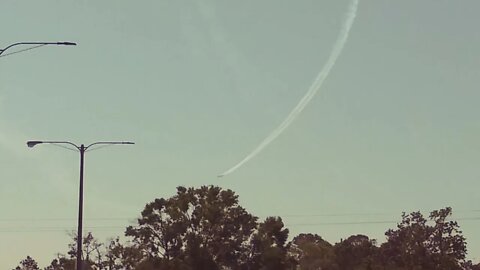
<box><xmin>27</xmin><ymin>140</ymin><xmax>134</xmax><ymax>270</ymax></box>
<box><xmin>0</xmin><ymin>41</ymin><xmax>76</xmax><ymax>57</ymax></box>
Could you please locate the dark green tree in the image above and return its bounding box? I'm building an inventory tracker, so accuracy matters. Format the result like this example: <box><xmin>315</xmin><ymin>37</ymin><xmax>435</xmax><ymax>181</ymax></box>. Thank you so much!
<box><xmin>428</xmin><ymin>208</ymin><xmax>467</xmax><ymax>269</ymax></box>
<box><xmin>45</xmin><ymin>232</ymin><xmax>103</xmax><ymax>270</ymax></box>
<box><xmin>44</xmin><ymin>254</ymin><xmax>75</xmax><ymax>270</ymax></box>
<box><xmin>12</xmin><ymin>256</ymin><xmax>40</xmax><ymax>270</ymax></box>
<box><xmin>334</xmin><ymin>234</ymin><xmax>379</xmax><ymax>270</ymax></box>
<box><xmin>125</xmin><ymin>185</ymin><xmax>258</xmax><ymax>269</ymax></box>
<box><xmin>462</xmin><ymin>261</ymin><xmax>480</xmax><ymax>270</ymax></box>
<box><xmin>103</xmin><ymin>237</ymin><xmax>143</xmax><ymax>270</ymax></box>
<box><xmin>13</xmin><ymin>185</ymin><xmax>479</xmax><ymax>270</ymax></box>
<box><xmin>67</xmin><ymin>232</ymin><xmax>103</xmax><ymax>269</ymax></box>
<box><xmin>380</xmin><ymin>207</ymin><xmax>467</xmax><ymax>270</ymax></box>
<box><xmin>289</xmin><ymin>233</ymin><xmax>338</xmax><ymax>270</ymax></box>
<box><xmin>248</xmin><ymin>217</ymin><xmax>295</xmax><ymax>270</ymax></box>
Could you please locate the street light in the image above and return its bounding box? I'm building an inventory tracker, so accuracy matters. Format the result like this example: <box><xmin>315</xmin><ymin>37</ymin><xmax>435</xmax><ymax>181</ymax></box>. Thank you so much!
<box><xmin>0</xmin><ymin>41</ymin><xmax>77</xmax><ymax>57</ymax></box>
<box><xmin>27</xmin><ymin>140</ymin><xmax>134</xmax><ymax>270</ymax></box>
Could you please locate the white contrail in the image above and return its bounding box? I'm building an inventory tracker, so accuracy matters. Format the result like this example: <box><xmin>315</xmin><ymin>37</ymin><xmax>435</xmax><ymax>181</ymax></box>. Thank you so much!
<box><xmin>219</xmin><ymin>0</ymin><xmax>359</xmax><ymax>177</ymax></box>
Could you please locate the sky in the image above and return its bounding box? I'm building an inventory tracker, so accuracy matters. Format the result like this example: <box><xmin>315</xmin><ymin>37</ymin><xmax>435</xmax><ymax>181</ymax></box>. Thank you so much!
<box><xmin>1</xmin><ymin>0</ymin><xmax>479</xmax><ymax>268</ymax></box>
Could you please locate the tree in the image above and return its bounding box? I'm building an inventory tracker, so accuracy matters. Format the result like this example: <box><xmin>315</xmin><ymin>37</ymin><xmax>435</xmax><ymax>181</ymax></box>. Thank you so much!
<box><xmin>12</xmin><ymin>184</ymin><xmax>479</xmax><ymax>270</ymax></box>
<box><xmin>66</xmin><ymin>232</ymin><xmax>103</xmax><ymax>269</ymax></box>
<box><xmin>334</xmin><ymin>234</ymin><xmax>378</xmax><ymax>270</ymax></box>
<box><xmin>44</xmin><ymin>232</ymin><xmax>104</xmax><ymax>270</ymax></box>
<box><xmin>428</xmin><ymin>208</ymin><xmax>467</xmax><ymax>269</ymax></box>
<box><xmin>462</xmin><ymin>261</ymin><xmax>480</xmax><ymax>270</ymax></box>
<box><xmin>12</xmin><ymin>256</ymin><xmax>40</xmax><ymax>270</ymax></box>
<box><xmin>289</xmin><ymin>233</ymin><xmax>338</xmax><ymax>270</ymax></box>
<box><xmin>125</xmin><ymin>185</ymin><xmax>258</xmax><ymax>269</ymax></box>
<box><xmin>380</xmin><ymin>207</ymin><xmax>467</xmax><ymax>270</ymax></box>
<box><xmin>248</xmin><ymin>217</ymin><xmax>295</xmax><ymax>270</ymax></box>
<box><xmin>44</xmin><ymin>254</ymin><xmax>75</xmax><ymax>270</ymax></box>
<box><xmin>103</xmin><ymin>237</ymin><xmax>143</xmax><ymax>270</ymax></box>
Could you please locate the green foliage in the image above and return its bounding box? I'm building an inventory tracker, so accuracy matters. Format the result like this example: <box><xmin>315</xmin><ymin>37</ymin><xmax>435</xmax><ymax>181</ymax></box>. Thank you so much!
<box><xmin>380</xmin><ymin>207</ymin><xmax>467</xmax><ymax>270</ymax></box>
<box><xmin>290</xmin><ymin>233</ymin><xmax>338</xmax><ymax>270</ymax></box>
<box><xmin>103</xmin><ymin>237</ymin><xmax>143</xmax><ymax>270</ymax></box>
<box><xmin>334</xmin><ymin>235</ymin><xmax>378</xmax><ymax>270</ymax></box>
<box><xmin>462</xmin><ymin>261</ymin><xmax>480</xmax><ymax>270</ymax></box>
<box><xmin>12</xmin><ymin>256</ymin><xmax>40</xmax><ymax>270</ymax></box>
<box><xmin>66</xmin><ymin>232</ymin><xmax>103</xmax><ymax>269</ymax></box>
<box><xmin>13</xmin><ymin>186</ymin><xmax>477</xmax><ymax>270</ymax></box>
<box><xmin>125</xmin><ymin>185</ymin><xmax>259</xmax><ymax>269</ymax></box>
<box><xmin>248</xmin><ymin>217</ymin><xmax>294</xmax><ymax>270</ymax></box>
<box><xmin>43</xmin><ymin>256</ymin><xmax>75</xmax><ymax>270</ymax></box>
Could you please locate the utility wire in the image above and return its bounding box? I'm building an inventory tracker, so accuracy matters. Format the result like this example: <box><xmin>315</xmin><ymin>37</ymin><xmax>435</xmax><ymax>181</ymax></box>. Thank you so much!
<box><xmin>0</xmin><ymin>217</ymin><xmax>136</xmax><ymax>222</ymax></box>
<box><xmin>1</xmin><ymin>217</ymin><xmax>479</xmax><ymax>233</ymax></box>
<box><xmin>1</xmin><ymin>209</ymin><xmax>479</xmax><ymax>222</ymax></box>
<box><xmin>288</xmin><ymin>216</ymin><xmax>480</xmax><ymax>226</ymax></box>
<box><xmin>257</xmin><ymin>209</ymin><xmax>480</xmax><ymax>218</ymax></box>
<box><xmin>0</xmin><ymin>226</ymin><xmax>125</xmax><ymax>233</ymax></box>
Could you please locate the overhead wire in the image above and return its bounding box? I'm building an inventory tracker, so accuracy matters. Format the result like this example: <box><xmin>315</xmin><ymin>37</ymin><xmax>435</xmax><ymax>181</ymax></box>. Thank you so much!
<box><xmin>1</xmin><ymin>209</ymin><xmax>479</xmax><ymax>222</ymax></box>
<box><xmin>0</xmin><ymin>217</ymin><xmax>479</xmax><ymax>233</ymax></box>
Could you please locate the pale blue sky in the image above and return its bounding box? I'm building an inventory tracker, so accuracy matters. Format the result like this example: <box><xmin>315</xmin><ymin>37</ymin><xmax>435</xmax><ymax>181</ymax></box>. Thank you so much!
<box><xmin>1</xmin><ymin>0</ymin><xmax>479</xmax><ymax>267</ymax></box>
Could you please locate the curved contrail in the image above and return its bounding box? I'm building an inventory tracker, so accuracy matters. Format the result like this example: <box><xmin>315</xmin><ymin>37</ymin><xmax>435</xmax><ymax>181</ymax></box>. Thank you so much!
<box><xmin>219</xmin><ymin>0</ymin><xmax>359</xmax><ymax>177</ymax></box>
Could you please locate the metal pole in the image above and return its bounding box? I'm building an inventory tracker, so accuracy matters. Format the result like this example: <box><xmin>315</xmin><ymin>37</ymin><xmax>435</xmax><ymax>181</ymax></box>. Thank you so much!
<box><xmin>76</xmin><ymin>144</ymin><xmax>85</xmax><ymax>270</ymax></box>
<box><xmin>26</xmin><ymin>140</ymin><xmax>133</xmax><ymax>270</ymax></box>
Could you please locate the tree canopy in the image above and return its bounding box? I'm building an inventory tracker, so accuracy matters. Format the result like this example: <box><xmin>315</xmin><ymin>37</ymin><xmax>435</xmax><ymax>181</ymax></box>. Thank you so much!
<box><xmin>12</xmin><ymin>186</ymin><xmax>479</xmax><ymax>270</ymax></box>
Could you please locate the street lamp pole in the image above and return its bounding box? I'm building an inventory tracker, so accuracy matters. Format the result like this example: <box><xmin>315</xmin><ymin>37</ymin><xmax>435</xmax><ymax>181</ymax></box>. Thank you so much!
<box><xmin>77</xmin><ymin>144</ymin><xmax>85</xmax><ymax>270</ymax></box>
<box><xmin>0</xmin><ymin>41</ymin><xmax>76</xmax><ymax>57</ymax></box>
<box><xmin>26</xmin><ymin>140</ymin><xmax>134</xmax><ymax>270</ymax></box>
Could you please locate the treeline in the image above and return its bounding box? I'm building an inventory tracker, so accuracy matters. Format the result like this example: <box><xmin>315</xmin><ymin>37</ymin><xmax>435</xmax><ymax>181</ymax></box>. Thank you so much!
<box><xmin>13</xmin><ymin>186</ymin><xmax>480</xmax><ymax>270</ymax></box>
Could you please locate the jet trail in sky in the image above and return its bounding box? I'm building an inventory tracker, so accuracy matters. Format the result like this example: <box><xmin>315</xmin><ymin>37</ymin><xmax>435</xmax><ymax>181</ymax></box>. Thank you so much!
<box><xmin>219</xmin><ymin>0</ymin><xmax>359</xmax><ymax>177</ymax></box>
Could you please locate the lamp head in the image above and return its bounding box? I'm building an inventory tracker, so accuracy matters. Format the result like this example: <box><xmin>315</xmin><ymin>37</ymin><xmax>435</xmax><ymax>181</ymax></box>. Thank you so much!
<box><xmin>57</xmin><ymin>42</ymin><xmax>77</xmax><ymax>46</ymax></box>
<box><xmin>27</xmin><ymin>141</ymin><xmax>43</xmax><ymax>148</ymax></box>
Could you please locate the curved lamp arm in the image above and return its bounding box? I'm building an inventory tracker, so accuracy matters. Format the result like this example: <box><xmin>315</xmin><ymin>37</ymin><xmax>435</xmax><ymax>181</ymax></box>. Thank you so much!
<box><xmin>85</xmin><ymin>141</ymin><xmax>135</xmax><ymax>150</ymax></box>
<box><xmin>0</xmin><ymin>41</ymin><xmax>76</xmax><ymax>56</ymax></box>
<box><xmin>27</xmin><ymin>140</ymin><xmax>80</xmax><ymax>150</ymax></box>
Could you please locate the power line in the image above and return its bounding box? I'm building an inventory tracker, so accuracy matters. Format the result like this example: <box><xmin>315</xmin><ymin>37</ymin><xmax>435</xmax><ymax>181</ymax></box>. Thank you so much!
<box><xmin>0</xmin><ymin>217</ymin><xmax>478</xmax><ymax>233</ymax></box>
<box><xmin>288</xmin><ymin>216</ymin><xmax>480</xmax><ymax>226</ymax></box>
<box><xmin>1</xmin><ymin>209</ymin><xmax>479</xmax><ymax>222</ymax></box>
<box><xmin>0</xmin><ymin>217</ymin><xmax>136</xmax><ymax>222</ymax></box>
<box><xmin>0</xmin><ymin>226</ymin><xmax>125</xmax><ymax>233</ymax></box>
<box><xmin>259</xmin><ymin>209</ymin><xmax>480</xmax><ymax>218</ymax></box>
